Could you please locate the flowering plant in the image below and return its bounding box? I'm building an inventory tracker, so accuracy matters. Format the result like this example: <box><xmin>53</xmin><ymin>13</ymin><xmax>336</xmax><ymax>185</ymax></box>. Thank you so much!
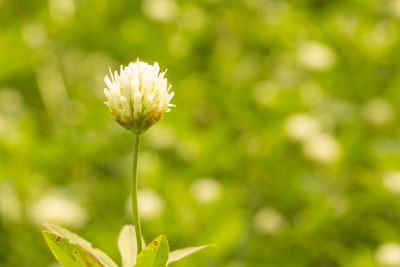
<box><xmin>42</xmin><ymin>60</ymin><xmax>213</xmax><ymax>267</ymax></box>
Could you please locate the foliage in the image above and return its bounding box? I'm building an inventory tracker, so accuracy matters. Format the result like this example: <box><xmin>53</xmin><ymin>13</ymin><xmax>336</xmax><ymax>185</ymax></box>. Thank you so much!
<box><xmin>43</xmin><ymin>224</ymin><xmax>211</xmax><ymax>267</ymax></box>
<box><xmin>2</xmin><ymin>0</ymin><xmax>400</xmax><ymax>266</ymax></box>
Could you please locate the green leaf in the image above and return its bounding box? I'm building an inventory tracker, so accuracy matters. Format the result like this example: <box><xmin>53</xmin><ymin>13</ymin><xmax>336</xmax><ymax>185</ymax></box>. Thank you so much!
<box><xmin>118</xmin><ymin>225</ymin><xmax>138</xmax><ymax>267</ymax></box>
<box><xmin>167</xmin><ymin>244</ymin><xmax>215</xmax><ymax>265</ymax></box>
<box><xmin>43</xmin><ymin>224</ymin><xmax>118</xmax><ymax>267</ymax></box>
<box><xmin>135</xmin><ymin>235</ymin><xmax>169</xmax><ymax>267</ymax></box>
<box><xmin>42</xmin><ymin>231</ymin><xmax>79</xmax><ymax>267</ymax></box>
<box><xmin>73</xmin><ymin>245</ymin><xmax>105</xmax><ymax>267</ymax></box>
<box><xmin>42</xmin><ymin>231</ymin><xmax>104</xmax><ymax>267</ymax></box>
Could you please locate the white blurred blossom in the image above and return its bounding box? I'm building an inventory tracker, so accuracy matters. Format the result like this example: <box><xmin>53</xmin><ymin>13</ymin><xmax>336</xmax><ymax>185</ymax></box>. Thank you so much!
<box><xmin>363</xmin><ymin>21</ymin><xmax>398</xmax><ymax>51</ymax></box>
<box><xmin>191</xmin><ymin>178</ymin><xmax>221</xmax><ymax>204</ymax></box>
<box><xmin>376</xmin><ymin>243</ymin><xmax>400</xmax><ymax>267</ymax></box>
<box><xmin>302</xmin><ymin>133</ymin><xmax>341</xmax><ymax>164</ymax></box>
<box><xmin>389</xmin><ymin>0</ymin><xmax>400</xmax><ymax>19</ymax></box>
<box><xmin>142</xmin><ymin>0</ymin><xmax>178</xmax><ymax>23</ymax></box>
<box><xmin>22</xmin><ymin>22</ymin><xmax>47</xmax><ymax>49</ymax></box>
<box><xmin>104</xmin><ymin>60</ymin><xmax>174</xmax><ymax>134</ymax></box>
<box><xmin>383</xmin><ymin>172</ymin><xmax>400</xmax><ymax>194</ymax></box>
<box><xmin>49</xmin><ymin>0</ymin><xmax>75</xmax><ymax>23</ymax></box>
<box><xmin>30</xmin><ymin>194</ymin><xmax>88</xmax><ymax>228</ymax></box>
<box><xmin>362</xmin><ymin>98</ymin><xmax>394</xmax><ymax>127</ymax></box>
<box><xmin>0</xmin><ymin>181</ymin><xmax>22</xmax><ymax>223</ymax></box>
<box><xmin>126</xmin><ymin>189</ymin><xmax>165</xmax><ymax>220</ymax></box>
<box><xmin>181</xmin><ymin>5</ymin><xmax>205</xmax><ymax>30</ymax></box>
<box><xmin>297</xmin><ymin>41</ymin><xmax>336</xmax><ymax>71</ymax></box>
<box><xmin>253</xmin><ymin>207</ymin><xmax>287</xmax><ymax>234</ymax></box>
<box><xmin>262</xmin><ymin>0</ymin><xmax>289</xmax><ymax>25</ymax></box>
<box><xmin>285</xmin><ymin>113</ymin><xmax>321</xmax><ymax>142</ymax></box>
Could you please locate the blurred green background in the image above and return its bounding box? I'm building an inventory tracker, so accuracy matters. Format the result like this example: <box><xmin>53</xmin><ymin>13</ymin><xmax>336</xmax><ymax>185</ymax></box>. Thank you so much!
<box><xmin>2</xmin><ymin>0</ymin><xmax>400</xmax><ymax>266</ymax></box>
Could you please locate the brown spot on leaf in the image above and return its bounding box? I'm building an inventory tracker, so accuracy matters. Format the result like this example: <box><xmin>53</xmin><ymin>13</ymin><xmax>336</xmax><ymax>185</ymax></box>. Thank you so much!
<box><xmin>153</xmin><ymin>240</ymin><xmax>159</xmax><ymax>246</ymax></box>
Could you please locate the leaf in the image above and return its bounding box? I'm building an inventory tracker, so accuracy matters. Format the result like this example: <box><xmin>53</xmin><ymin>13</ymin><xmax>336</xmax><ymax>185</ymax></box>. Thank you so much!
<box><xmin>43</xmin><ymin>231</ymin><xmax>104</xmax><ymax>267</ymax></box>
<box><xmin>42</xmin><ymin>231</ymin><xmax>79</xmax><ymax>267</ymax></box>
<box><xmin>118</xmin><ymin>225</ymin><xmax>137</xmax><ymax>267</ymax></box>
<box><xmin>43</xmin><ymin>224</ymin><xmax>118</xmax><ymax>267</ymax></box>
<box><xmin>167</xmin><ymin>244</ymin><xmax>215</xmax><ymax>265</ymax></box>
<box><xmin>135</xmin><ymin>235</ymin><xmax>169</xmax><ymax>267</ymax></box>
<box><xmin>73</xmin><ymin>245</ymin><xmax>105</xmax><ymax>267</ymax></box>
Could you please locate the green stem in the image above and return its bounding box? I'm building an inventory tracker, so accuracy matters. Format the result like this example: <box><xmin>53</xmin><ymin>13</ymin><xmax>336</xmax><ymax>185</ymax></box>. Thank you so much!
<box><xmin>131</xmin><ymin>133</ymin><xmax>143</xmax><ymax>254</ymax></box>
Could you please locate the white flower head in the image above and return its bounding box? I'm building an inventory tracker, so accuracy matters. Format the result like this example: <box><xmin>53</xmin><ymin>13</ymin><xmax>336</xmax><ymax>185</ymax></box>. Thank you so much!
<box><xmin>376</xmin><ymin>242</ymin><xmax>400</xmax><ymax>267</ymax></box>
<box><xmin>29</xmin><ymin>194</ymin><xmax>88</xmax><ymax>228</ymax></box>
<box><xmin>104</xmin><ymin>59</ymin><xmax>174</xmax><ymax>134</ymax></box>
<box><xmin>253</xmin><ymin>207</ymin><xmax>287</xmax><ymax>235</ymax></box>
<box><xmin>190</xmin><ymin>177</ymin><xmax>222</xmax><ymax>204</ymax></box>
<box><xmin>383</xmin><ymin>171</ymin><xmax>400</xmax><ymax>194</ymax></box>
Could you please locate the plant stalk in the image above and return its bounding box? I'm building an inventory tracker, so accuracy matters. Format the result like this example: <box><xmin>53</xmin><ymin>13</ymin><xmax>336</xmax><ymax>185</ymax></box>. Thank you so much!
<box><xmin>131</xmin><ymin>133</ymin><xmax>143</xmax><ymax>254</ymax></box>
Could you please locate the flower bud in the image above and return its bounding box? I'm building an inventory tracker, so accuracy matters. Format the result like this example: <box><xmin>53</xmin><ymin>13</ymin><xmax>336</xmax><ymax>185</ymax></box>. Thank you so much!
<box><xmin>104</xmin><ymin>60</ymin><xmax>174</xmax><ymax>134</ymax></box>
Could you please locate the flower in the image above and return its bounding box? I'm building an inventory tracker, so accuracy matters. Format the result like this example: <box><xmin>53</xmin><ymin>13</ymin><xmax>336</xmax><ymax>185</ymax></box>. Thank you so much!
<box><xmin>302</xmin><ymin>133</ymin><xmax>341</xmax><ymax>164</ymax></box>
<box><xmin>190</xmin><ymin>177</ymin><xmax>221</xmax><ymax>204</ymax></box>
<box><xmin>284</xmin><ymin>113</ymin><xmax>320</xmax><ymax>142</ymax></box>
<box><xmin>125</xmin><ymin>189</ymin><xmax>165</xmax><ymax>220</ymax></box>
<box><xmin>383</xmin><ymin>171</ymin><xmax>400</xmax><ymax>194</ymax></box>
<box><xmin>362</xmin><ymin>98</ymin><xmax>394</xmax><ymax>127</ymax></box>
<box><xmin>29</xmin><ymin>193</ymin><xmax>88</xmax><ymax>228</ymax></box>
<box><xmin>297</xmin><ymin>41</ymin><xmax>336</xmax><ymax>71</ymax></box>
<box><xmin>253</xmin><ymin>207</ymin><xmax>287</xmax><ymax>235</ymax></box>
<box><xmin>104</xmin><ymin>59</ymin><xmax>174</xmax><ymax>134</ymax></box>
<box><xmin>375</xmin><ymin>243</ymin><xmax>400</xmax><ymax>267</ymax></box>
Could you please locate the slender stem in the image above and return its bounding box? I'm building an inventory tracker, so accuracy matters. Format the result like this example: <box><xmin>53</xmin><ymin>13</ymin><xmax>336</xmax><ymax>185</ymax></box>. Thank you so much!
<box><xmin>131</xmin><ymin>133</ymin><xmax>143</xmax><ymax>254</ymax></box>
